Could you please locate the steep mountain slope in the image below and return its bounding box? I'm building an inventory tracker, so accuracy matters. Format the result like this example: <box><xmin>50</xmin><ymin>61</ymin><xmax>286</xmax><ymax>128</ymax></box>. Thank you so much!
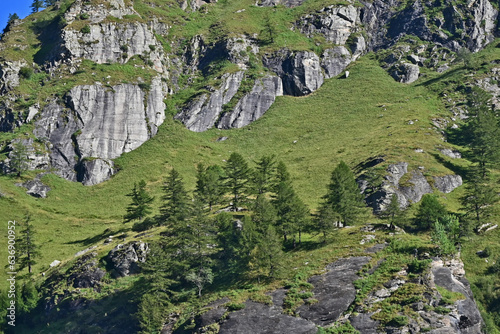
<box><xmin>0</xmin><ymin>0</ymin><xmax>500</xmax><ymax>333</ymax></box>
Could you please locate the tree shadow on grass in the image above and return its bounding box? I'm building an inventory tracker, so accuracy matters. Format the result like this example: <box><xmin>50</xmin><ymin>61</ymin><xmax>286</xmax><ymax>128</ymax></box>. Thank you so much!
<box><xmin>65</xmin><ymin>227</ymin><xmax>129</xmax><ymax>247</ymax></box>
<box><xmin>430</xmin><ymin>153</ymin><xmax>470</xmax><ymax>180</ymax></box>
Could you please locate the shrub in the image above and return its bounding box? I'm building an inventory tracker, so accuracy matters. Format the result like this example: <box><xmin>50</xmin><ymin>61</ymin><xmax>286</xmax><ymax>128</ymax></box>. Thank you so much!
<box><xmin>19</xmin><ymin>67</ymin><xmax>33</xmax><ymax>79</ymax></box>
<box><xmin>80</xmin><ymin>13</ymin><xmax>89</xmax><ymax>20</ymax></box>
<box><xmin>81</xmin><ymin>25</ymin><xmax>91</xmax><ymax>34</ymax></box>
<box><xmin>225</xmin><ymin>302</ymin><xmax>245</xmax><ymax>311</ymax></box>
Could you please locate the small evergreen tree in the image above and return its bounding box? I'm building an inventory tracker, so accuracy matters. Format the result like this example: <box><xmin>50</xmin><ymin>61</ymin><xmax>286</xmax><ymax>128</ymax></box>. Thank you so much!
<box><xmin>252</xmin><ymin>194</ymin><xmax>277</xmax><ymax>232</ymax></box>
<box><xmin>381</xmin><ymin>194</ymin><xmax>406</xmax><ymax>229</ymax></box>
<box><xmin>9</xmin><ymin>141</ymin><xmax>29</xmax><ymax>177</ymax></box>
<box><xmin>224</xmin><ymin>153</ymin><xmax>251</xmax><ymax>211</ymax></box>
<box><xmin>460</xmin><ymin>170</ymin><xmax>498</xmax><ymax>230</ymax></box>
<box><xmin>315</xmin><ymin>203</ymin><xmax>340</xmax><ymax>243</ymax></box>
<box><xmin>252</xmin><ymin>155</ymin><xmax>276</xmax><ymax>195</ymax></box>
<box><xmin>249</xmin><ymin>225</ymin><xmax>283</xmax><ymax>280</ymax></box>
<box><xmin>123</xmin><ymin>180</ymin><xmax>154</xmax><ymax>223</ymax></box>
<box><xmin>159</xmin><ymin>169</ymin><xmax>192</xmax><ymax>226</ymax></box>
<box><xmin>195</xmin><ymin>163</ymin><xmax>224</xmax><ymax>211</ymax></box>
<box><xmin>17</xmin><ymin>215</ymin><xmax>40</xmax><ymax>275</ymax></box>
<box><xmin>432</xmin><ymin>215</ymin><xmax>460</xmax><ymax>257</ymax></box>
<box><xmin>44</xmin><ymin>0</ymin><xmax>58</xmax><ymax>6</ymax></box>
<box><xmin>323</xmin><ymin>161</ymin><xmax>365</xmax><ymax>226</ymax></box>
<box><xmin>415</xmin><ymin>194</ymin><xmax>447</xmax><ymax>230</ymax></box>
<box><xmin>260</xmin><ymin>15</ymin><xmax>277</xmax><ymax>44</ymax></box>
<box><xmin>30</xmin><ymin>0</ymin><xmax>44</xmax><ymax>13</ymax></box>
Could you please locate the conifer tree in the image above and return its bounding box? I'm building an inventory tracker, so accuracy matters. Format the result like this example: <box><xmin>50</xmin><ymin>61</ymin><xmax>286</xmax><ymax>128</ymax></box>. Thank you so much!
<box><xmin>252</xmin><ymin>194</ymin><xmax>277</xmax><ymax>232</ymax></box>
<box><xmin>381</xmin><ymin>194</ymin><xmax>406</xmax><ymax>229</ymax></box>
<box><xmin>323</xmin><ymin>161</ymin><xmax>365</xmax><ymax>226</ymax></box>
<box><xmin>195</xmin><ymin>163</ymin><xmax>224</xmax><ymax>211</ymax></box>
<box><xmin>224</xmin><ymin>153</ymin><xmax>251</xmax><ymax>211</ymax></box>
<box><xmin>253</xmin><ymin>155</ymin><xmax>276</xmax><ymax>195</ymax></box>
<box><xmin>461</xmin><ymin>170</ymin><xmax>498</xmax><ymax>230</ymax></box>
<box><xmin>124</xmin><ymin>180</ymin><xmax>154</xmax><ymax>223</ymax></box>
<box><xmin>17</xmin><ymin>215</ymin><xmax>40</xmax><ymax>274</ymax></box>
<box><xmin>249</xmin><ymin>225</ymin><xmax>283</xmax><ymax>280</ymax></box>
<box><xmin>467</xmin><ymin>87</ymin><xmax>500</xmax><ymax>177</ymax></box>
<box><xmin>9</xmin><ymin>141</ymin><xmax>29</xmax><ymax>177</ymax></box>
<box><xmin>415</xmin><ymin>194</ymin><xmax>447</xmax><ymax>230</ymax></box>
<box><xmin>30</xmin><ymin>0</ymin><xmax>44</xmax><ymax>13</ymax></box>
<box><xmin>159</xmin><ymin>169</ymin><xmax>192</xmax><ymax>226</ymax></box>
<box><xmin>315</xmin><ymin>203</ymin><xmax>340</xmax><ymax>243</ymax></box>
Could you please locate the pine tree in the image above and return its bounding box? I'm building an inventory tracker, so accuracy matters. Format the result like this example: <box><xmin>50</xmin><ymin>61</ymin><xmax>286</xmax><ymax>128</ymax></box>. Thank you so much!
<box><xmin>249</xmin><ymin>225</ymin><xmax>283</xmax><ymax>280</ymax></box>
<box><xmin>467</xmin><ymin>87</ymin><xmax>500</xmax><ymax>177</ymax></box>
<box><xmin>252</xmin><ymin>155</ymin><xmax>276</xmax><ymax>195</ymax></box>
<box><xmin>323</xmin><ymin>161</ymin><xmax>365</xmax><ymax>226</ymax></box>
<box><xmin>124</xmin><ymin>180</ymin><xmax>154</xmax><ymax>223</ymax></box>
<box><xmin>461</xmin><ymin>170</ymin><xmax>498</xmax><ymax>230</ymax></box>
<box><xmin>381</xmin><ymin>193</ymin><xmax>406</xmax><ymax>229</ymax></box>
<box><xmin>252</xmin><ymin>194</ymin><xmax>277</xmax><ymax>232</ymax></box>
<box><xmin>415</xmin><ymin>194</ymin><xmax>447</xmax><ymax>230</ymax></box>
<box><xmin>17</xmin><ymin>215</ymin><xmax>40</xmax><ymax>274</ymax></box>
<box><xmin>9</xmin><ymin>141</ymin><xmax>29</xmax><ymax>177</ymax></box>
<box><xmin>159</xmin><ymin>169</ymin><xmax>192</xmax><ymax>226</ymax></box>
<box><xmin>315</xmin><ymin>203</ymin><xmax>340</xmax><ymax>243</ymax></box>
<box><xmin>224</xmin><ymin>153</ymin><xmax>251</xmax><ymax>211</ymax></box>
<box><xmin>30</xmin><ymin>0</ymin><xmax>44</xmax><ymax>13</ymax></box>
<box><xmin>44</xmin><ymin>0</ymin><xmax>58</xmax><ymax>6</ymax></box>
<box><xmin>195</xmin><ymin>163</ymin><xmax>224</xmax><ymax>211</ymax></box>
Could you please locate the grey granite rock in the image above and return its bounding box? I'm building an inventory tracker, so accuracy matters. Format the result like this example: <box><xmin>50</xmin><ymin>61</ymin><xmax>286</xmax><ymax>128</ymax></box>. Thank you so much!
<box><xmin>321</xmin><ymin>47</ymin><xmax>352</xmax><ymax>79</ymax></box>
<box><xmin>34</xmin><ymin>77</ymin><xmax>166</xmax><ymax>184</ymax></box>
<box><xmin>219</xmin><ymin>301</ymin><xmax>317</xmax><ymax>334</ymax></box>
<box><xmin>433</xmin><ymin>175</ymin><xmax>463</xmax><ymax>194</ymax></box>
<box><xmin>217</xmin><ymin>75</ymin><xmax>283</xmax><ymax>129</ymax></box>
<box><xmin>296</xmin><ymin>256</ymin><xmax>371</xmax><ymax>326</ymax></box>
<box><xmin>107</xmin><ymin>242</ymin><xmax>149</xmax><ymax>278</ymax></box>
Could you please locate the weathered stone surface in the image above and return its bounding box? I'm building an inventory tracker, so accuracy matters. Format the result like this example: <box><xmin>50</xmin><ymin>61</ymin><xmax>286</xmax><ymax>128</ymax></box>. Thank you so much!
<box><xmin>350</xmin><ymin>313</ymin><xmax>379</xmax><ymax>334</ymax></box>
<box><xmin>431</xmin><ymin>259</ymin><xmax>483</xmax><ymax>333</ymax></box>
<box><xmin>63</xmin><ymin>22</ymin><xmax>167</xmax><ymax>72</ymax></box>
<box><xmin>321</xmin><ymin>47</ymin><xmax>352</xmax><ymax>79</ymax></box>
<box><xmin>107</xmin><ymin>241</ymin><xmax>149</xmax><ymax>278</ymax></box>
<box><xmin>263</xmin><ymin>50</ymin><xmax>323</xmax><ymax>96</ymax></box>
<box><xmin>64</xmin><ymin>0</ymin><xmax>137</xmax><ymax>25</ymax></box>
<box><xmin>390</xmin><ymin>62</ymin><xmax>420</xmax><ymax>84</ymax></box>
<box><xmin>0</xmin><ymin>60</ymin><xmax>26</xmax><ymax>93</ymax></box>
<box><xmin>219</xmin><ymin>301</ymin><xmax>317</xmax><ymax>334</ymax></box>
<box><xmin>297</xmin><ymin>5</ymin><xmax>360</xmax><ymax>45</ymax></box>
<box><xmin>175</xmin><ymin>71</ymin><xmax>244</xmax><ymax>132</ymax></box>
<box><xmin>0</xmin><ymin>101</ymin><xmax>21</xmax><ymax>132</ymax></box>
<box><xmin>433</xmin><ymin>175</ymin><xmax>463</xmax><ymax>194</ymax></box>
<box><xmin>1</xmin><ymin>138</ymin><xmax>51</xmax><ymax>175</ymax></box>
<box><xmin>363</xmin><ymin>162</ymin><xmax>436</xmax><ymax>212</ymax></box>
<box><xmin>67</xmin><ymin>252</ymin><xmax>106</xmax><ymax>289</ymax></box>
<box><xmin>22</xmin><ymin>179</ymin><xmax>51</xmax><ymax>198</ymax></box>
<box><xmin>296</xmin><ymin>256</ymin><xmax>371</xmax><ymax>326</ymax></box>
<box><xmin>258</xmin><ymin>0</ymin><xmax>306</xmax><ymax>7</ymax></box>
<box><xmin>439</xmin><ymin>148</ymin><xmax>462</xmax><ymax>159</ymax></box>
<box><xmin>79</xmin><ymin>158</ymin><xmax>115</xmax><ymax>186</ymax></box>
<box><xmin>218</xmin><ymin>75</ymin><xmax>283</xmax><ymax>129</ymax></box>
<box><xmin>398</xmin><ymin>171</ymin><xmax>433</xmax><ymax>205</ymax></box>
<box><xmin>34</xmin><ymin>77</ymin><xmax>166</xmax><ymax>184</ymax></box>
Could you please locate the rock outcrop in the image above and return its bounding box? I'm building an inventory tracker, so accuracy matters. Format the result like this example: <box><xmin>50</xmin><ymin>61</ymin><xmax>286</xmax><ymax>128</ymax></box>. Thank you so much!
<box><xmin>361</xmin><ymin>162</ymin><xmax>462</xmax><ymax>213</ymax></box>
<box><xmin>217</xmin><ymin>75</ymin><xmax>283</xmax><ymax>129</ymax></box>
<box><xmin>258</xmin><ymin>0</ymin><xmax>306</xmax><ymax>7</ymax></box>
<box><xmin>0</xmin><ymin>60</ymin><xmax>26</xmax><ymax>93</ymax></box>
<box><xmin>34</xmin><ymin>77</ymin><xmax>166</xmax><ymax>185</ymax></box>
<box><xmin>390</xmin><ymin>62</ymin><xmax>420</xmax><ymax>84</ymax></box>
<box><xmin>296</xmin><ymin>256</ymin><xmax>371</xmax><ymax>326</ymax></box>
<box><xmin>107</xmin><ymin>242</ymin><xmax>149</xmax><ymax>278</ymax></box>
<box><xmin>22</xmin><ymin>178</ymin><xmax>51</xmax><ymax>198</ymax></box>
<box><xmin>263</xmin><ymin>50</ymin><xmax>324</xmax><ymax>96</ymax></box>
<box><xmin>67</xmin><ymin>252</ymin><xmax>106</xmax><ymax>289</ymax></box>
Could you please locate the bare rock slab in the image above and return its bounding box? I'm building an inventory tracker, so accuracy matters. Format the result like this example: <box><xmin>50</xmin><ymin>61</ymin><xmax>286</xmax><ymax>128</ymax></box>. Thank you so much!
<box><xmin>296</xmin><ymin>256</ymin><xmax>371</xmax><ymax>326</ymax></box>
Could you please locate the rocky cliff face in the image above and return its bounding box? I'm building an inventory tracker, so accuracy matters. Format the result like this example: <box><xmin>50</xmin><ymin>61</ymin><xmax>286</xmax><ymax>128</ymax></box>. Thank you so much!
<box><xmin>34</xmin><ymin>76</ymin><xmax>166</xmax><ymax>185</ymax></box>
<box><xmin>0</xmin><ymin>0</ymin><xmax>498</xmax><ymax>185</ymax></box>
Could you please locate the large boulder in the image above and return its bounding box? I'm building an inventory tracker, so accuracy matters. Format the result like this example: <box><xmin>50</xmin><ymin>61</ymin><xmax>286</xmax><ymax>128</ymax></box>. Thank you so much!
<box><xmin>433</xmin><ymin>175</ymin><xmax>463</xmax><ymax>194</ymax></box>
<box><xmin>67</xmin><ymin>252</ymin><xmax>106</xmax><ymax>289</ymax></box>
<box><xmin>257</xmin><ymin>0</ymin><xmax>306</xmax><ymax>7</ymax></box>
<box><xmin>390</xmin><ymin>62</ymin><xmax>420</xmax><ymax>84</ymax></box>
<box><xmin>22</xmin><ymin>179</ymin><xmax>51</xmax><ymax>198</ymax></box>
<box><xmin>321</xmin><ymin>47</ymin><xmax>352</xmax><ymax>79</ymax></box>
<box><xmin>107</xmin><ymin>242</ymin><xmax>149</xmax><ymax>278</ymax></box>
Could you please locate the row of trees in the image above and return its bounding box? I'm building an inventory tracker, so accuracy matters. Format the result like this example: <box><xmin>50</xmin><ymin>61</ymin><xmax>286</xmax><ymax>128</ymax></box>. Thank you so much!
<box><xmin>128</xmin><ymin>155</ymin><xmax>367</xmax><ymax>332</ymax></box>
